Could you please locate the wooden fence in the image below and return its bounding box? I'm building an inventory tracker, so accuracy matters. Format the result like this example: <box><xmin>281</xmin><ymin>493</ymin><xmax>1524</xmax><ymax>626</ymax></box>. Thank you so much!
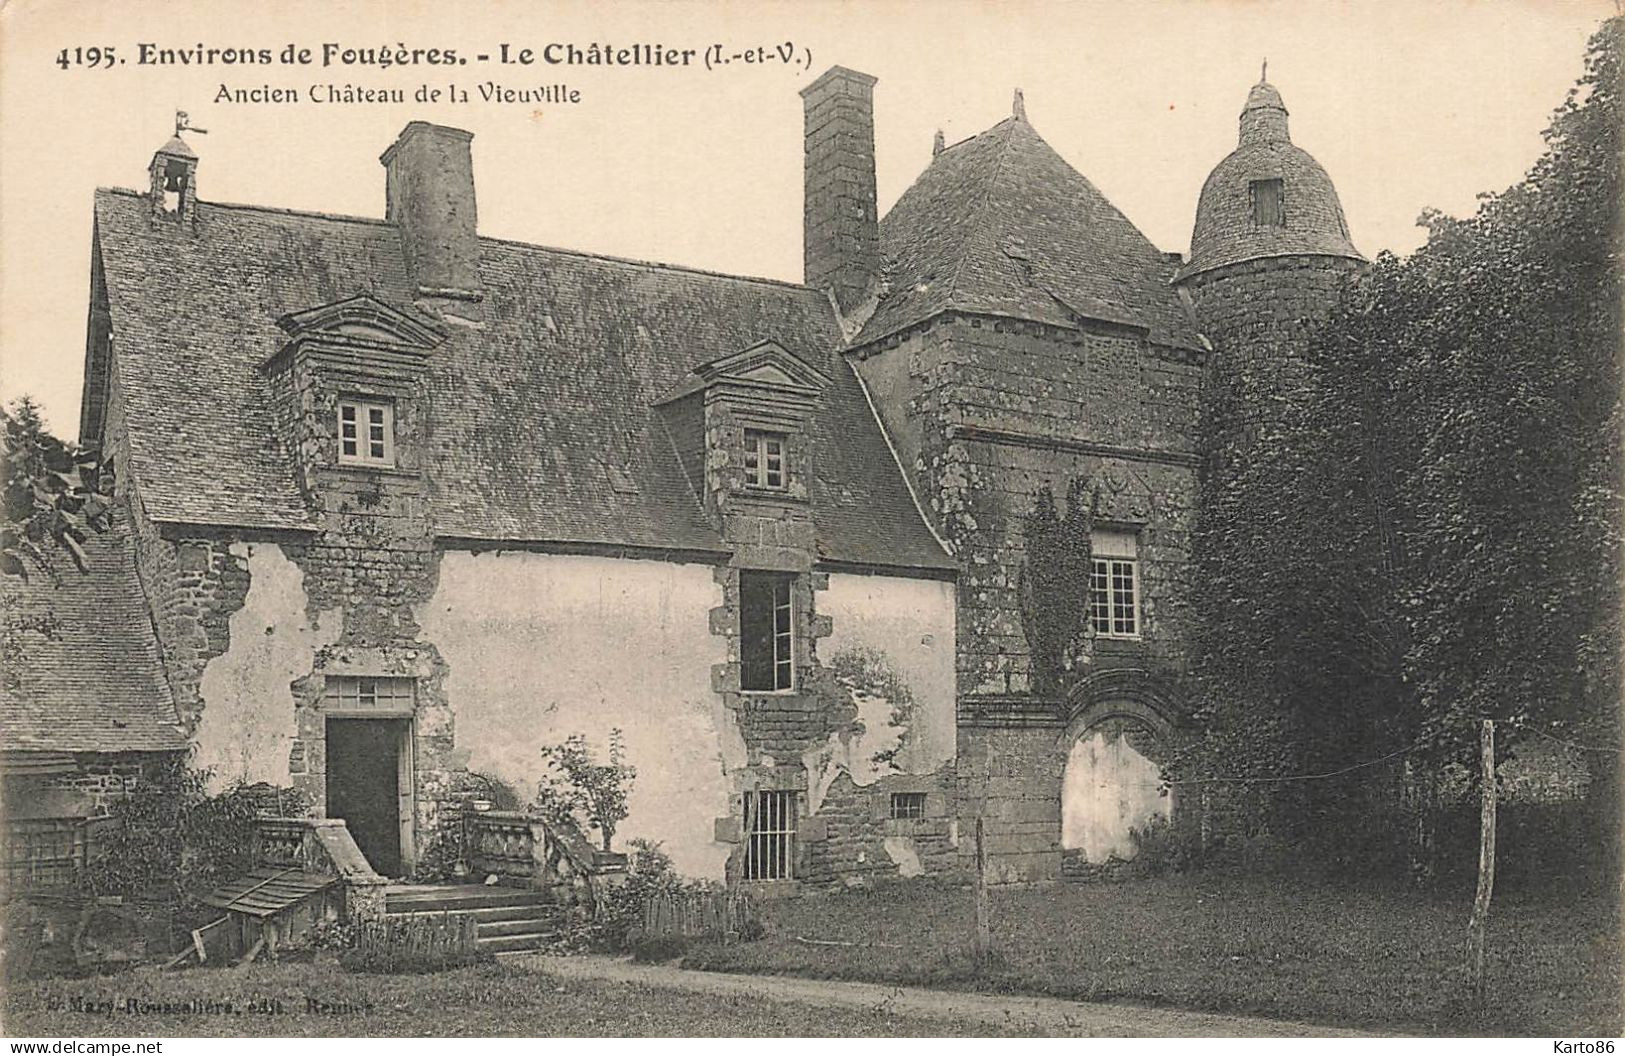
<box><xmin>346</xmin><ymin>911</ymin><xmax>480</xmax><ymax>971</ymax></box>
<box><xmin>641</xmin><ymin>890</ymin><xmax>756</xmax><ymax>942</ymax></box>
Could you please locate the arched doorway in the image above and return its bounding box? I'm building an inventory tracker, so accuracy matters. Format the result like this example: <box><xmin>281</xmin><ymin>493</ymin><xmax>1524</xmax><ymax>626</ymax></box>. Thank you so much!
<box><xmin>1058</xmin><ymin>672</ymin><xmax>1178</xmax><ymax>868</ymax></box>
<box><xmin>1061</xmin><ymin>716</ymin><xmax>1169</xmax><ymax>862</ymax></box>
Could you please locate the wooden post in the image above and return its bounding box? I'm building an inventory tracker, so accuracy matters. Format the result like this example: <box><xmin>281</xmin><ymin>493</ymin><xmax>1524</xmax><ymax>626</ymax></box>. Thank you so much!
<box><xmin>1468</xmin><ymin>718</ymin><xmax>1497</xmax><ymax>1002</ymax></box>
<box><xmin>973</xmin><ymin>816</ymin><xmax>992</xmax><ymax>965</ymax></box>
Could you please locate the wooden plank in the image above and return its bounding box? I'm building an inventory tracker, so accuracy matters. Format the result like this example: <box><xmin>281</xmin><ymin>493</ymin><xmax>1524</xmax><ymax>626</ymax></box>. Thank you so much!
<box><xmin>1468</xmin><ymin>718</ymin><xmax>1497</xmax><ymax>1003</ymax></box>
<box><xmin>974</xmin><ymin>816</ymin><xmax>992</xmax><ymax>963</ymax></box>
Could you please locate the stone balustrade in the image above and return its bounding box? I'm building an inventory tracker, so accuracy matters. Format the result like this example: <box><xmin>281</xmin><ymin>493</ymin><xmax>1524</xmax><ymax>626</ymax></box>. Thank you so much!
<box><xmin>463</xmin><ymin>810</ymin><xmax>626</xmax><ymax>907</ymax></box>
<box><xmin>253</xmin><ymin>816</ymin><xmax>389</xmax><ymax>922</ymax></box>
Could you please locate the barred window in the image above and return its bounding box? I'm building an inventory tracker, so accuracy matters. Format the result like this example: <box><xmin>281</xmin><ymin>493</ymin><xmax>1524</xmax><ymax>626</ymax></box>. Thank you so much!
<box><xmin>338</xmin><ymin>399</ymin><xmax>394</xmax><ymax>466</ymax></box>
<box><xmin>743</xmin><ymin>789</ymin><xmax>797</xmax><ymax>881</ymax></box>
<box><xmin>743</xmin><ymin>430</ymin><xmax>787</xmax><ymax>490</ymax></box>
<box><xmin>890</xmin><ymin>792</ymin><xmax>927</xmax><ymax>820</ymax></box>
<box><xmin>1089</xmin><ymin>531</ymin><xmax>1140</xmax><ymax>638</ymax></box>
<box><xmin>325</xmin><ymin>675</ymin><xmax>415</xmax><ymax>714</ymax></box>
<box><xmin>740</xmin><ymin>572</ymin><xmax>794</xmax><ymax>691</ymax></box>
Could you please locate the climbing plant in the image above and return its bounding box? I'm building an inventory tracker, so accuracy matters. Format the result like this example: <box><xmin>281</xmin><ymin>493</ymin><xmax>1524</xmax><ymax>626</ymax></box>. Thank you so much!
<box><xmin>1019</xmin><ymin>478</ymin><xmax>1099</xmax><ymax>696</ymax></box>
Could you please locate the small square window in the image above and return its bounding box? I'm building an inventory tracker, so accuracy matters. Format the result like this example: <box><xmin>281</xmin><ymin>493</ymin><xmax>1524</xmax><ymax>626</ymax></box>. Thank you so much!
<box><xmin>338</xmin><ymin>399</ymin><xmax>395</xmax><ymax>467</ymax></box>
<box><xmin>744</xmin><ymin>430</ymin><xmax>787</xmax><ymax>490</ymax></box>
<box><xmin>890</xmin><ymin>792</ymin><xmax>927</xmax><ymax>820</ymax></box>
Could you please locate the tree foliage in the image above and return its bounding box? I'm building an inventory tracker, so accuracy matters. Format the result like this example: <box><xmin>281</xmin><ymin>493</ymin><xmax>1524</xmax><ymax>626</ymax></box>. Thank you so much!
<box><xmin>1184</xmin><ymin>20</ymin><xmax>1621</xmax><ymax>804</ymax></box>
<box><xmin>533</xmin><ymin>730</ymin><xmax>637</xmax><ymax>852</ymax></box>
<box><xmin>2</xmin><ymin>396</ymin><xmax>113</xmax><ymax>580</ymax></box>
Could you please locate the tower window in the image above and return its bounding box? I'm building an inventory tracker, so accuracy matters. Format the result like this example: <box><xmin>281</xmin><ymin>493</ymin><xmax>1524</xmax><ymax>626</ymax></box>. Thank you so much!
<box><xmin>338</xmin><ymin>399</ymin><xmax>395</xmax><ymax>466</ymax></box>
<box><xmin>1089</xmin><ymin>530</ymin><xmax>1140</xmax><ymax>639</ymax></box>
<box><xmin>1250</xmin><ymin>179</ymin><xmax>1285</xmax><ymax>227</ymax></box>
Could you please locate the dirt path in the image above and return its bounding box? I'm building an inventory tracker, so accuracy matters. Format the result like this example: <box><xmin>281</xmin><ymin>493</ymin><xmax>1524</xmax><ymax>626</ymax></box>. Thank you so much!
<box><xmin>517</xmin><ymin>954</ymin><xmax>1375</xmax><ymax>1037</ymax></box>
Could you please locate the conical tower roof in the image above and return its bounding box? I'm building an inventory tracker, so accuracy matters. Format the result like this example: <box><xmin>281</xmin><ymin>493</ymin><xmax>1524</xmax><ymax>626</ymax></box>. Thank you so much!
<box><xmin>1179</xmin><ymin>77</ymin><xmax>1362</xmax><ymax>280</ymax></box>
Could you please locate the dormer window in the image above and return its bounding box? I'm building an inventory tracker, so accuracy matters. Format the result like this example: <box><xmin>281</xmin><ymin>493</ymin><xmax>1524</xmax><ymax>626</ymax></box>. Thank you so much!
<box><xmin>339</xmin><ymin>398</ymin><xmax>394</xmax><ymax>466</ymax></box>
<box><xmin>744</xmin><ymin>430</ymin><xmax>788</xmax><ymax>490</ymax></box>
<box><xmin>1250</xmin><ymin>178</ymin><xmax>1285</xmax><ymax>227</ymax></box>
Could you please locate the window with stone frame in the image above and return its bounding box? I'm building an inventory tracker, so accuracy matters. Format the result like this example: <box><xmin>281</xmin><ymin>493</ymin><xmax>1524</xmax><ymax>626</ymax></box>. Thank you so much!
<box><xmin>743</xmin><ymin>429</ymin><xmax>788</xmax><ymax>490</ymax></box>
<box><xmin>338</xmin><ymin>398</ymin><xmax>395</xmax><ymax>467</ymax></box>
<box><xmin>1089</xmin><ymin>530</ymin><xmax>1140</xmax><ymax>639</ymax></box>
<box><xmin>740</xmin><ymin>571</ymin><xmax>795</xmax><ymax>691</ymax></box>
<box><xmin>743</xmin><ymin>789</ymin><xmax>798</xmax><ymax>881</ymax></box>
<box><xmin>1250</xmin><ymin>178</ymin><xmax>1286</xmax><ymax>227</ymax></box>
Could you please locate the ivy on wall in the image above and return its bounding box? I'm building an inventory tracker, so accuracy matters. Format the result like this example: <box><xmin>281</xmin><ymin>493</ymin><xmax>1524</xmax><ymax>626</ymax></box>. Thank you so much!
<box><xmin>1019</xmin><ymin>478</ymin><xmax>1099</xmax><ymax>696</ymax></box>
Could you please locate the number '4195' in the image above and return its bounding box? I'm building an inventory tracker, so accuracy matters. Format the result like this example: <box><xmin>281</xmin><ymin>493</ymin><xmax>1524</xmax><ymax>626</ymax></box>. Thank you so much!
<box><xmin>57</xmin><ymin>47</ymin><xmax>118</xmax><ymax>69</ymax></box>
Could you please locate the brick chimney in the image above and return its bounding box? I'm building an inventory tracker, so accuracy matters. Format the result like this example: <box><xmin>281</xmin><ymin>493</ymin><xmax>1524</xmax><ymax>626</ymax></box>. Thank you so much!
<box><xmin>801</xmin><ymin>67</ymin><xmax>879</xmax><ymax>315</ymax></box>
<box><xmin>380</xmin><ymin>122</ymin><xmax>484</xmax><ymax>314</ymax></box>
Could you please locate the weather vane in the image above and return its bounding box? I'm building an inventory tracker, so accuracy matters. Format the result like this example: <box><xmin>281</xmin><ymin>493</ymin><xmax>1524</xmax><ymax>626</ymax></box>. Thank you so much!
<box><xmin>175</xmin><ymin>110</ymin><xmax>208</xmax><ymax>137</ymax></box>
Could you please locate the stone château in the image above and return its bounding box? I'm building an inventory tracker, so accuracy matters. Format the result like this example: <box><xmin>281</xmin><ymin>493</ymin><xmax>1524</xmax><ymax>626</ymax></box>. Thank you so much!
<box><xmin>2</xmin><ymin>66</ymin><xmax>1362</xmax><ymax>888</ymax></box>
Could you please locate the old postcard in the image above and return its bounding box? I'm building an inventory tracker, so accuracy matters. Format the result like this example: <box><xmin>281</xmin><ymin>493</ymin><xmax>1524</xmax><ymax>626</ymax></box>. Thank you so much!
<box><xmin>0</xmin><ymin>0</ymin><xmax>1618</xmax><ymax>1044</ymax></box>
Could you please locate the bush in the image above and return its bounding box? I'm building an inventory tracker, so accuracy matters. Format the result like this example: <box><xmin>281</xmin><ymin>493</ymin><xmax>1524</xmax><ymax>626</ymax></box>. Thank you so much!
<box><xmin>84</xmin><ymin>759</ymin><xmax>307</xmax><ymax>908</ymax></box>
<box><xmin>551</xmin><ymin>838</ymin><xmax>748</xmax><ymax>954</ymax></box>
<box><xmin>1127</xmin><ymin>814</ymin><xmax>1196</xmax><ymax>877</ymax></box>
<box><xmin>533</xmin><ymin>731</ymin><xmax>636</xmax><ymax>854</ymax></box>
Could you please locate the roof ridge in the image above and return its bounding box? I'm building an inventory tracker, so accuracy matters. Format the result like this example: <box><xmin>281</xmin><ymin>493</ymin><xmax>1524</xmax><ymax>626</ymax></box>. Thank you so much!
<box><xmin>942</xmin><ymin>119</ymin><xmax>1020</xmax><ymax>314</ymax></box>
<box><xmin>97</xmin><ymin>187</ymin><xmax>817</xmax><ymax>294</ymax></box>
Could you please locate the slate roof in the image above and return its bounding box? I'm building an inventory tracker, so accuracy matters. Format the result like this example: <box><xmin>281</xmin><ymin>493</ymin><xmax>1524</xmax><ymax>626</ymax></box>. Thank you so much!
<box><xmin>0</xmin><ymin>516</ymin><xmax>186</xmax><ymax>753</ymax></box>
<box><xmin>855</xmin><ymin>116</ymin><xmax>1202</xmax><ymax>352</ymax></box>
<box><xmin>92</xmin><ymin>190</ymin><xmax>953</xmax><ymax>572</ymax></box>
<box><xmin>1180</xmin><ymin>81</ymin><xmax>1364</xmax><ymax>279</ymax></box>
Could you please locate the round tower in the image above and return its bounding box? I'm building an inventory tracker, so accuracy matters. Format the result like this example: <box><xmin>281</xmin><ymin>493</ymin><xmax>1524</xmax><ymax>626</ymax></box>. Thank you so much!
<box><xmin>1176</xmin><ymin>74</ymin><xmax>1365</xmax><ymax>437</ymax></box>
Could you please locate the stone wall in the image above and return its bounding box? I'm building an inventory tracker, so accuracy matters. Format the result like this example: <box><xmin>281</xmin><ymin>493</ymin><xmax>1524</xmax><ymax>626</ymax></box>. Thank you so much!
<box><xmin>2</xmin><ymin>753</ymin><xmax>174</xmax><ymax>823</ymax></box>
<box><xmin>853</xmin><ymin>313</ymin><xmax>1201</xmax><ymax>881</ymax></box>
<box><xmin>1179</xmin><ymin>255</ymin><xmax>1365</xmax><ymax>440</ymax></box>
<box><xmin>853</xmin><ymin>314</ymin><xmax>1201</xmax><ymax>696</ymax></box>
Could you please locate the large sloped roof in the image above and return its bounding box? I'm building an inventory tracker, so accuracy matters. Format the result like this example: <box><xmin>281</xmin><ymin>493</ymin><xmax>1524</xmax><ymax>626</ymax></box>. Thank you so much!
<box><xmin>0</xmin><ymin>516</ymin><xmax>186</xmax><ymax>753</ymax></box>
<box><xmin>855</xmin><ymin>116</ymin><xmax>1202</xmax><ymax>352</ymax></box>
<box><xmin>92</xmin><ymin>190</ymin><xmax>952</xmax><ymax>572</ymax></box>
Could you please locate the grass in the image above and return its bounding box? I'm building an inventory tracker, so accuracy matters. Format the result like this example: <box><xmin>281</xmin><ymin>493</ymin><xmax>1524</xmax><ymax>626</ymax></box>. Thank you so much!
<box><xmin>1</xmin><ymin>958</ymin><xmax>1043</xmax><ymax>1037</ymax></box>
<box><xmin>681</xmin><ymin>872</ymin><xmax>1622</xmax><ymax>1037</ymax></box>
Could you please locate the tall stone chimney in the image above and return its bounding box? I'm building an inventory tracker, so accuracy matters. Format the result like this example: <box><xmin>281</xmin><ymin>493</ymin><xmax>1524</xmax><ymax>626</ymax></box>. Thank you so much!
<box><xmin>380</xmin><ymin>122</ymin><xmax>484</xmax><ymax>314</ymax></box>
<box><xmin>801</xmin><ymin>67</ymin><xmax>879</xmax><ymax>314</ymax></box>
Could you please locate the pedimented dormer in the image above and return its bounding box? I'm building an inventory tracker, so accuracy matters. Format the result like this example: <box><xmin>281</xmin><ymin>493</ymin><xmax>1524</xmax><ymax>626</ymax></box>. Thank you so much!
<box><xmin>262</xmin><ymin>294</ymin><xmax>445</xmax><ymax>501</ymax></box>
<box><xmin>656</xmin><ymin>339</ymin><xmax>831</xmax><ymax>566</ymax></box>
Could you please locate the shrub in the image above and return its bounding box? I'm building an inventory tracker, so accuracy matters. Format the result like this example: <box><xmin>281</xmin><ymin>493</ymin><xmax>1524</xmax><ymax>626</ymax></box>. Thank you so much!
<box><xmin>84</xmin><ymin>758</ymin><xmax>306</xmax><ymax>907</ymax></box>
<box><xmin>1127</xmin><ymin>814</ymin><xmax>1196</xmax><ymax>877</ymax></box>
<box><xmin>628</xmin><ymin>934</ymin><xmax>693</xmax><ymax>963</ymax></box>
<box><xmin>533</xmin><ymin>731</ymin><xmax>636</xmax><ymax>853</ymax></box>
